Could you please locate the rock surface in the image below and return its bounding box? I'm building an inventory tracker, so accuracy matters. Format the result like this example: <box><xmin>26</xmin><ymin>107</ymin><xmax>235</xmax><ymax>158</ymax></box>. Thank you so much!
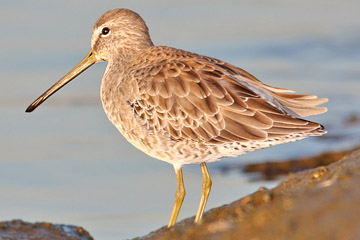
<box><xmin>0</xmin><ymin>220</ymin><xmax>93</xmax><ymax>240</ymax></box>
<box><xmin>225</xmin><ymin>147</ymin><xmax>355</xmax><ymax>180</ymax></box>
<box><xmin>134</xmin><ymin>148</ymin><xmax>360</xmax><ymax>240</ymax></box>
<box><xmin>1</xmin><ymin>148</ymin><xmax>359</xmax><ymax>239</ymax></box>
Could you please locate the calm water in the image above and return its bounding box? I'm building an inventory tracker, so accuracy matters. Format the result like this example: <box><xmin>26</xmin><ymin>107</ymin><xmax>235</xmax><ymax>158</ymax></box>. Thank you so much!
<box><xmin>1</xmin><ymin>1</ymin><xmax>360</xmax><ymax>239</ymax></box>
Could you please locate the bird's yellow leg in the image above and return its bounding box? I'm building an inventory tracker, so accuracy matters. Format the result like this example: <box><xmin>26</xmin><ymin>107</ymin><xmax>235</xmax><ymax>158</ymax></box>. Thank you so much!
<box><xmin>195</xmin><ymin>162</ymin><xmax>212</xmax><ymax>223</ymax></box>
<box><xmin>168</xmin><ymin>168</ymin><xmax>186</xmax><ymax>227</ymax></box>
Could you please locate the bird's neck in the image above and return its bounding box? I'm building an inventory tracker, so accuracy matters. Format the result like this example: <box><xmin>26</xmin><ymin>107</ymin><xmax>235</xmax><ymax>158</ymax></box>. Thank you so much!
<box><xmin>100</xmin><ymin>60</ymin><xmax>139</xmax><ymax>125</ymax></box>
<box><xmin>110</xmin><ymin>36</ymin><xmax>154</xmax><ymax>65</ymax></box>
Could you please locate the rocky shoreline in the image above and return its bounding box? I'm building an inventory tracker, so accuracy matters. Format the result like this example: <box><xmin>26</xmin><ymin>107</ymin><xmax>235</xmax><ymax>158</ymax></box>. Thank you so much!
<box><xmin>1</xmin><ymin>147</ymin><xmax>359</xmax><ymax>240</ymax></box>
<box><xmin>134</xmin><ymin>147</ymin><xmax>360</xmax><ymax>240</ymax></box>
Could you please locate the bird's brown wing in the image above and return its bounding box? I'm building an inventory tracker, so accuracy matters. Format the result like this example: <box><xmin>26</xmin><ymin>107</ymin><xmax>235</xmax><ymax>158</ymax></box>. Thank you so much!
<box><xmin>134</xmin><ymin>52</ymin><xmax>327</xmax><ymax>144</ymax></box>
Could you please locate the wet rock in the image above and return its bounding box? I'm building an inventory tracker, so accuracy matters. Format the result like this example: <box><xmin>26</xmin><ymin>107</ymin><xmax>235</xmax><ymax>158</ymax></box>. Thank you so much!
<box><xmin>0</xmin><ymin>220</ymin><xmax>93</xmax><ymax>240</ymax></box>
<box><xmin>2</xmin><ymin>148</ymin><xmax>359</xmax><ymax>239</ymax></box>
<box><xmin>134</xmin><ymin>147</ymin><xmax>360</xmax><ymax>240</ymax></box>
<box><xmin>344</xmin><ymin>113</ymin><xmax>360</xmax><ymax>127</ymax></box>
<box><xmin>243</xmin><ymin>147</ymin><xmax>355</xmax><ymax>180</ymax></box>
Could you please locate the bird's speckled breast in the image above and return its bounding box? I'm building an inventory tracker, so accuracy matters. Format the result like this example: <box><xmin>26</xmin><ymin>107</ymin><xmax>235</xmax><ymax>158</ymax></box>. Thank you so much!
<box><xmin>99</xmin><ymin>61</ymin><xmax>176</xmax><ymax>163</ymax></box>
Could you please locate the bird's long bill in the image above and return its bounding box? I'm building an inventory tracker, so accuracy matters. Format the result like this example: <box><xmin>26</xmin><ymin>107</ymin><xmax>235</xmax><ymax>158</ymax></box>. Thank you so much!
<box><xmin>25</xmin><ymin>49</ymin><xmax>98</xmax><ymax>112</ymax></box>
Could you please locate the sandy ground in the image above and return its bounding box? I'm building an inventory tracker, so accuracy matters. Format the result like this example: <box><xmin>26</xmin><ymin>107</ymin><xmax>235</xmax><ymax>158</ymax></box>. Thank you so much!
<box><xmin>1</xmin><ymin>147</ymin><xmax>359</xmax><ymax>239</ymax></box>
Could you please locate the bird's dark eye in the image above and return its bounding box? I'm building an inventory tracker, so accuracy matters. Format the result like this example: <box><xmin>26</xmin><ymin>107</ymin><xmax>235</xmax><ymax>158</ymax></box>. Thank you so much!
<box><xmin>101</xmin><ymin>27</ymin><xmax>110</xmax><ymax>35</ymax></box>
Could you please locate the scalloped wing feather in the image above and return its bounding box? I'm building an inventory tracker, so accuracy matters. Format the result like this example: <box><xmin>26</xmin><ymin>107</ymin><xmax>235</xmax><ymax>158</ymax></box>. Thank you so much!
<box><xmin>134</xmin><ymin>47</ymin><xmax>327</xmax><ymax>144</ymax></box>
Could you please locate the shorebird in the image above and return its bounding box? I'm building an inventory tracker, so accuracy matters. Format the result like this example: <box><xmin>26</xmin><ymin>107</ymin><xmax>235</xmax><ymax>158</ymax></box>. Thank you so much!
<box><xmin>26</xmin><ymin>9</ymin><xmax>327</xmax><ymax>227</ymax></box>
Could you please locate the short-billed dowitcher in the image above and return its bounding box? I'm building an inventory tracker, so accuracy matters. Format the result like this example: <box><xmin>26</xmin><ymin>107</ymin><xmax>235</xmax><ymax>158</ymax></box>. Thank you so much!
<box><xmin>26</xmin><ymin>9</ymin><xmax>327</xmax><ymax>227</ymax></box>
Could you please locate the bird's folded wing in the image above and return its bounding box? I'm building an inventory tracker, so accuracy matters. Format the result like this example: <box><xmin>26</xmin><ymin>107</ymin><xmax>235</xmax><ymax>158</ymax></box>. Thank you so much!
<box><xmin>134</xmin><ymin>50</ymin><xmax>327</xmax><ymax>144</ymax></box>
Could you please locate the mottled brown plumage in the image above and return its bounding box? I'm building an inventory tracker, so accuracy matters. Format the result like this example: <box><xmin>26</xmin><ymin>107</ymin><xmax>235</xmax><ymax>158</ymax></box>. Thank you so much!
<box><xmin>26</xmin><ymin>9</ymin><xmax>328</xmax><ymax>227</ymax></box>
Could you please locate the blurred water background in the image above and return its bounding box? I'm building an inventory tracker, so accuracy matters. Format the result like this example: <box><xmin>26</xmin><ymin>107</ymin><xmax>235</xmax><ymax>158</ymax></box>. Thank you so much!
<box><xmin>1</xmin><ymin>1</ymin><xmax>360</xmax><ymax>239</ymax></box>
